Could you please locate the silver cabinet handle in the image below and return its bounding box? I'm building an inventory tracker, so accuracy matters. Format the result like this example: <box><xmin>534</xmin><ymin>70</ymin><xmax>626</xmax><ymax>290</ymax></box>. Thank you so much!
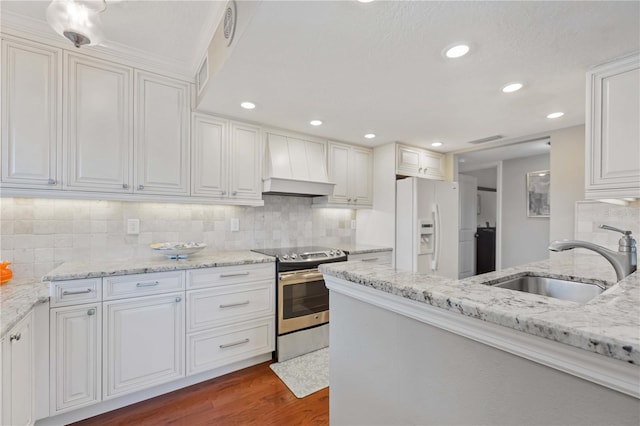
<box><xmin>354</xmin><ymin>198</ymin><xmax>358</xmax><ymax>203</ymax></box>
<box><xmin>138</xmin><ymin>184</ymin><xmax>144</xmax><ymax>190</ymax></box>
<box><xmin>47</xmin><ymin>178</ymin><xmax>56</xmax><ymax>185</ymax></box>
<box><xmin>221</xmin><ymin>190</ymin><xmax>227</xmax><ymax>195</ymax></box>
<box><xmin>87</xmin><ymin>308</ymin><xmax>96</xmax><ymax>316</ymax></box>
<box><xmin>347</xmin><ymin>198</ymin><xmax>352</xmax><ymax>202</ymax></box>
<box><xmin>219</xmin><ymin>338</ymin><xmax>249</xmax><ymax>349</ymax></box>
<box><xmin>232</xmin><ymin>191</ymin><xmax>237</xmax><ymax>196</ymax></box>
<box><xmin>136</xmin><ymin>281</ymin><xmax>159</xmax><ymax>287</ymax></box>
<box><xmin>9</xmin><ymin>333</ymin><xmax>21</xmax><ymax>342</ymax></box>
<box><xmin>361</xmin><ymin>257</ymin><xmax>379</xmax><ymax>262</ymax></box>
<box><xmin>219</xmin><ymin>272</ymin><xmax>250</xmax><ymax>278</ymax></box>
<box><xmin>62</xmin><ymin>288</ymin><xmax>92</xmax><ymax>296</ymax></box>
<box><xmin>122</xmin><ymin>183</ymin><xmax>129</xmax><ymax>189</ymax></box>
<box><xmin>423</xmin><ymin>168</ymin><xmax>428</xmax><ymax>173</ymax></box>
<box><xmin>175</xmin><ymin>297</ymin><xmax>182</xmax><ymax>303</ymax></box>
<box><xmin>219</xmin><ymin>300</ymin><xmax>250</xmax><ymax>309</ymax></box>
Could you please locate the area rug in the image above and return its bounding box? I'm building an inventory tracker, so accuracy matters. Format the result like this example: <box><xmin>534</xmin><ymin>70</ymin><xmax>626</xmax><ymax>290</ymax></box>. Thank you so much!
<box><xmin>269</xmin><ymin>347</ymin><xmax>329</xmax><ymax>398</ymax></box>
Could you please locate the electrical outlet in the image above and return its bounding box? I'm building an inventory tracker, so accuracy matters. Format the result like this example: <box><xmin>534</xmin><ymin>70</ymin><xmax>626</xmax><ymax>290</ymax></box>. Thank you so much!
<box><xmin>351</xmin><ymin>219</ymin><xmax>357</xmax><ymax>230</ymax></box>
<box><xmin>230</xmin><ymin>218</ymin><xmax>240</xmax><ymax>232</ymax></box>
<box><xmin>127</xmin><ymin>219</ymin><xmax>140</xmax><ymax>235</ymax></box>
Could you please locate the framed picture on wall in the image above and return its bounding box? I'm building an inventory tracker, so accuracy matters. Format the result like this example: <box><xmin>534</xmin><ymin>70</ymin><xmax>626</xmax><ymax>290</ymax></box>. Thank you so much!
<box><xmin>527</xmin><ymin>170</ymin><xmax>550</xmax><ymax>217</ymax></box>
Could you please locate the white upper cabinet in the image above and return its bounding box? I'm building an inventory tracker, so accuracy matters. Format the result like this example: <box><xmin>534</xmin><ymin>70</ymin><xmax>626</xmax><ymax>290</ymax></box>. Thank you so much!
<box><xmin>229</xmin><ymin>121</ymin><xmax>262</xmax><ymax>200</ymax></box>
<box><xmin>396</xmin><ymin>144</ymin><xmax>444</xmax><ymax>180</ymax></box>
<box><xmin>134</xmin><ymin>71</ymin><xmax>190</xmax><ymax>195</ymax></box>
<box><xmin>317</xmin><ymin>142</ymin><xmax>373</xmax><ymax>207</ymax></box>
<box><xmin>192</xmin><ymin>113</ymin><xmax>228</xmax><ymax>197</ymax></box>
<box><xmin>1</xmin><ymin>37</ymin><xmax>61</xmax><ymax>189</ymax></box>
<box><xmin>586</xmin><ymin>53</ymin><xmax>640</xmax><ymax>199</ymax></box>
<box><xmin>64</xmin><ymin>54</ymin><xmax>133</xmax><ymax>193</ymax></box>
<box><xmin>191</xmin><ymin>114</ymin><xmax>262</xmax><ymax>202</ymax></box>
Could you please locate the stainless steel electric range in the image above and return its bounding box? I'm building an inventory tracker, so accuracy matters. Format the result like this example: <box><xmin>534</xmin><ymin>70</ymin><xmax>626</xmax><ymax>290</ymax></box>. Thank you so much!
<box><xmin>251</xmin><ymin>246</ymin><xmax>347</xmax><ymax>361</ymax></box>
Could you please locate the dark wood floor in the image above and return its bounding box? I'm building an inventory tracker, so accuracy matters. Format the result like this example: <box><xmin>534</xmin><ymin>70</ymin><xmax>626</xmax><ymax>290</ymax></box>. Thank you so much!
<box><xmin>72</xmin><ymin>361</ymin><xmax>329</xmax><ymax>426</ymax></box>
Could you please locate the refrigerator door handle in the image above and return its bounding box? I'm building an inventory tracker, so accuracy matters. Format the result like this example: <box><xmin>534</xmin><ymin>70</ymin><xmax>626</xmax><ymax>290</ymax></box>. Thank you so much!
<box><xmin>432</xmin><ymin>203</ymin><xmax>440</xmax><ymax>271</ymax></box>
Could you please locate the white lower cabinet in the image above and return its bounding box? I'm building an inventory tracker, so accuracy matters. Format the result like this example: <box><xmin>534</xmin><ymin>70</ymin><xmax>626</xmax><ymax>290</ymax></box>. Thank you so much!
<box><xmin>348</xmin><ymin>250</ymin><xmax>393</xmax><ymax>266</ymax></box>
<box><xmin>50</xmin><ymin>303</ymin><xmax>101</xmax><ymax>414</ymax></box>
<box><xmin>187</xmin><ymin>318</ymin><xmax>274</xmax><ymax>376</ymax></box>
<box><xmin>103</xmin><ymin>292</ymin><xmax>185</xmax><ymax>399</ymax></box>
<box><xmin>1</xmin><ymin>311</ymin><xmax>34</xmax><ymax>426</ymax></box>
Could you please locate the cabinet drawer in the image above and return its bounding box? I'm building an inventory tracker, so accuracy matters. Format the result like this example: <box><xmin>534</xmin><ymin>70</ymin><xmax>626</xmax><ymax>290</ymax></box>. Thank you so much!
<box><xmin>348</xmin><ymin>251</ymin><xmax>393</xmax><ymax>265</ymax></box>
<box><xmin>186</xmin><ymin>263</ymin><xmax>274</xmax><ymax>289</ymax></box>
<box><xmin>103</xmin><ymin>271</ymin><xmax>185</xmax><ymax>300</ymax></box>
<box><xmin>187</xmin><ymin>281</ymin><xmax>275</xmax><ymax>332</ymax></box>
<box><xmin>50</xmin><ymin>278</ymin><xmax>102</xmax><ymax>307</ymax></box>
<box><xmin>186</xmin><ymin>317</ymin><xmax>274</xmax><ymax>376</ymax></box>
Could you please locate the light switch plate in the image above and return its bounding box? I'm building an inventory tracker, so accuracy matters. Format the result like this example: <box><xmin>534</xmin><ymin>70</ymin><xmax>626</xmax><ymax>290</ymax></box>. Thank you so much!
<box><xmin>127</xmin><ymin>219</ymin><xmax>140</xmax><ymax>235</ymax></box>
<box><xmin>230</xmin><ymin>218</ymin><xmax>240</xmax><ymax>232</ymax></box>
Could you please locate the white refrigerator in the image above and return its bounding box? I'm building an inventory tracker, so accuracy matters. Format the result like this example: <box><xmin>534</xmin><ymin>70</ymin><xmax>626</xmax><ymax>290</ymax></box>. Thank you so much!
<box><xmin>395</xmin><ymin>177</ymin><xmax>459</xmax><ymax>278</ymax></box>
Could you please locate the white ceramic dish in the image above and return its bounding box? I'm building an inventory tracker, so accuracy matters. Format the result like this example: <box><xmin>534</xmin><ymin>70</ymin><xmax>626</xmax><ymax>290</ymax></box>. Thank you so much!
<box><xmin>150</xmin><ymin>242</ymin><xmax>206</xmax><ymax>259</ymax></box>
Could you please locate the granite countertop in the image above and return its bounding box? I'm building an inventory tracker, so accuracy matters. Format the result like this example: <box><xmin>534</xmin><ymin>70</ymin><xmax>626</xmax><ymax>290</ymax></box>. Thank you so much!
<box><xmin>339</xmin><ymin>243</ymin><xmax>393</xmax><ymax>255</ymax></box>
<box><xmin>1</xmin><ymin>278</ymin><xmax>50</xmax><ymax>337</ymax></box>
<box><xmin>43</xmin><ymin>250</ymin><xmax>275</xmax><ymax>281</ymax></box>
<box><xmin>320</xmin><ymin>252</ymin><xmax>640</xmax><ymax>364</ymax></box>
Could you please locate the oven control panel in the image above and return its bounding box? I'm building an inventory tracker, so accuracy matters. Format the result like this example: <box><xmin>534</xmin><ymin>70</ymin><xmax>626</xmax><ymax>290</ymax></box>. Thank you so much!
<box><xmin>279</xmin><ymin>249</ymin><xmax>344</xmax><ymax>263</ymax></box>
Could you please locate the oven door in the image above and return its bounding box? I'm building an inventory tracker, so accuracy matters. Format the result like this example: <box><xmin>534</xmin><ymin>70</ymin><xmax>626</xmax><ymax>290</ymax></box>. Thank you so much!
<box><xmin>278</xmin><ymin>268</ymin><xmax>330</xmax><ymax>335</ymax></box>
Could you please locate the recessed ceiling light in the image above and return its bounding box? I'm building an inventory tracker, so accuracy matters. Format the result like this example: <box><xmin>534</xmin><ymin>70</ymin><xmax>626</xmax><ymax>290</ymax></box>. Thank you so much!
<box><xmin>547</xmin><ymin>112</ymin><xmax>564</xmax><ymax>119</ymax></box>
<box><xmin>431</xmin><ymin>142</ymin><xmax>443</xmax><ymax>147</ymax></box>
<box><xmin>364</xmin><ymin>133</ymin><xmax>376</xmax><ymax>139</ymax></box>
<box><xmin>357</xmin><ymin>0</ymin><xmax>375</xmax><ymax>3</ymax></box>
<box><xmin>444</xmin><ymin>44</ymin><xmax>470</xmax><ymax>59</ymax></box>
<box><xmin>538</xmin><ymin>172</ymin><xmax>547</xmax><ymax>177</ymax></box>
<box><xmin>310</xmin><ymin>120</ymin><xmax>323</xmax><ymax>126</ymax></box>
<box><xmin>502</xmin><ymin>83</ymin><xmax>523</xmax><ymax>93</ymax></box>
<box><xmin>240</xmin><ymin>101</ymin><xmax>256</xmax><ymax>109</ymax></box>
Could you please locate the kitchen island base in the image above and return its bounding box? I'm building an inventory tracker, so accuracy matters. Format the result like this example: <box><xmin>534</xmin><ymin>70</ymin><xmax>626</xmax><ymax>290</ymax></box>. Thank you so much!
<box><xmin>328</xmin><ymin>278</ymin><xmax>639</xmax><ymax>426</ymax></box>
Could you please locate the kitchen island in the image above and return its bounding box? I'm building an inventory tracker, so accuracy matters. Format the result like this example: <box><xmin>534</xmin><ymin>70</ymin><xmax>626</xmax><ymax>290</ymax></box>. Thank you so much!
<box><xmin>320</xmin><ymin>253</ymin><xmax>640</xmax><ymax>425</ymax></box>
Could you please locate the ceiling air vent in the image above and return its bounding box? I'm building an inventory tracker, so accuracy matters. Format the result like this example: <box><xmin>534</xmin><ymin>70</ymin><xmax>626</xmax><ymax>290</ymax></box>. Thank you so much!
<box><xmin>467</xmin><ymin>135</ymin><xmax>503</xmax><ymax>145</ymax></box>
<box><xmin>223</xmin><ymin>0</ymin><xmax>237</xmax><ymax>47</ymax></box>
<box><xmin>196</xmin><ymin>55</ymin><xmax>208</xmax><ymax>95</ymax></box>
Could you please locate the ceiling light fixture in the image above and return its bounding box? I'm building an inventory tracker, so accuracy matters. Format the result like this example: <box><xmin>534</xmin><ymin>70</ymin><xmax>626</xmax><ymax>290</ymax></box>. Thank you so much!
<box><xmin>364</xmin><ymin>133</ymin><xmax>376</xmax><ymax>139</ymax></box>
<box><xmin>547</xmin><ymin>112</ymin><xmax>564</xmax><ymax>119</ymax></box>
<box><xmin>502</xmin><ymin>83</ymin><xmax>523</xmax><ymax>93</ymax></box>
<box><xmin>357</xmin><ymin>0</ymin><xmax>375</xmax><ymax>3</ymax></box>
<box><xmin>46</xmin><ymin>0</ymin><xmax>107</xmax><ymax>48</ymax></box>
<box><xmin>431</xmin><ymin>142</ymin><xmax>443</xmax><ymax>147</ymax></box>
<box><xmin>240</xmin><ymin>101</ymin><xmax>256</xmax><ymax>110</ymax></box>
<box><xmin>310</xmin><ymin>120</ymin><xmax>323</xmax><ymax>126</ymax></box>
<box><xmin>444</xmin><ymin>44</ymin><xmax>470</xmax><ymax>59</ymax></box>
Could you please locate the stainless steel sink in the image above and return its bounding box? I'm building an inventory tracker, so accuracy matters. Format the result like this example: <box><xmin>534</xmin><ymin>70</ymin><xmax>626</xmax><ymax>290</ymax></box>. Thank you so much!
<box><xmin>490</xmin><ymin>274</ymin><xmax>605</xmax><ymax>303</ymax></box>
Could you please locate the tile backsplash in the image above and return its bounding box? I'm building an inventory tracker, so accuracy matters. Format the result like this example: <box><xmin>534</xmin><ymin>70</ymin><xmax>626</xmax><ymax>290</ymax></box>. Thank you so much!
<box><xmin>575</xmin><ymin>201</ymin><xmax>640</xmax><ymax>248</ymax></box>
<box><xmin>0</xmin><ymin>195</ymin><xmax>356</xmax><ymax>280</ymax></box>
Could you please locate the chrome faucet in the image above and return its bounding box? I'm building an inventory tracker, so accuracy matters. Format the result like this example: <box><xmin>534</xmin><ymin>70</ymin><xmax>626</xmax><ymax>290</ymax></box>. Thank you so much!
<box><xmin>548</xmin><ymin>225</ymin><xmax>637</xmax><ymax>281</ymax></box>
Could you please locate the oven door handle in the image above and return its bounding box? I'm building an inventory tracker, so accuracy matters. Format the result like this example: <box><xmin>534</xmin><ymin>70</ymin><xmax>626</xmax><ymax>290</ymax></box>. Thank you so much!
<box><xmin>279</xmin><ymin>271</ymin><xmax>324</xmax><ymax>284</ymax></box>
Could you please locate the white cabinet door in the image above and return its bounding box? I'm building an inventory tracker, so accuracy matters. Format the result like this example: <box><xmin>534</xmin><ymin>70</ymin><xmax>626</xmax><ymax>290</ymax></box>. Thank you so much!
<box><xmin>64</xmin><ymin>54</ymin><xmax>133</xmax><ymax>192</ymax></box>
<box><xmin>229</xmin><ymin>121</ymin><xmax>261</xmax><ymax>200</ymax></box>
<box><xmin>586</xmin><ymin>54</ymin><xmax>640</xmax><ymax>199</ymax></box>
<box><xmin>50</xmin><ymin>303</ymin><xmax>101</xmax><ymax>413</ymax></box>
<box><xmin>134</xmin><ymin>71</ymin><xmax>190</xmax><ymax>195</ymax></box>
<box><xmin>421</xmin><ymin>150</ymin><xmax>444</xmax><ymax>180</ymax></box>
<box><xmin>396</xmin><ymin>145</ymin><xmax>421</xmax><ymax>176</ymax></box>
<box><xmin>328</xmin><ymin>142</ymin><xmax>350</xmax><ymax>204</ymax></box>
<box><xmin>396</xmin><ymin>144</ymin><xmax>444</xmax><ymax>180</ymax></box>
<box><xmin>192</xmin><ymin>113</ymin><xmax>228</xmax><ymax>197</ymax></box>
<box><xmin>1</xmin><ymin>311</ymin><xmax>34</xmax><ymax>426</ymax></box>
<box><xmin>1</xmin><ymin>38</ymin><xmax>61</xmax><ymax>189</ymax></box>
<box><xmin>351</xmin><ymin>147</ymin><xmax>373</xmax><ymax>206</ymax></box>
<box><xmin>103</xmin><ymin>292</ymin><xmax>185</xmax><ymax>398</ymax></box>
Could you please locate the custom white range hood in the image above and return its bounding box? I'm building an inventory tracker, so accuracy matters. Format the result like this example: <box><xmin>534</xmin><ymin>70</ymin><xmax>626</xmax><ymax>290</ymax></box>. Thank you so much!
<box><xmin>263</xmin><ymin>133</ymin><xmax>335</xmax><ymax>196</ymax></box>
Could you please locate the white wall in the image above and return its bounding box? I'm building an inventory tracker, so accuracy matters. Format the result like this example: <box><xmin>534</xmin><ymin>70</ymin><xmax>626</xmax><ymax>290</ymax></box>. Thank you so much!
<box><xmin>0</xmin><ymin>195</ymin><xmax>356</xmax><ymax>280</ymax></box>
<box><xmin>549</xmin><ymin>125</ymin><xmax>585</xmax><ymax>242</ymax></box>
<box><xmin>464</xmin><ymin>168</ymin><xmax>498</xmax><ymax>227</ymax></box>
<box><xmin>501</xmin><ymin>154</ymin><xmax>550</xmax><ymax>268</ymax></box>
<box><xmin>464</xmin><ymin>167</ymin><xmax>497</xmax><ymax>189</ymax></box>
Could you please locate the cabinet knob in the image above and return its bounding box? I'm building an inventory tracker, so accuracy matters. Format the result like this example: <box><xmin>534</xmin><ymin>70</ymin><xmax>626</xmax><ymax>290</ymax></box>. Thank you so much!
<box><xmin>423</xmin><ymin>168</ymin><xmax>428</xmax><ymax>173</ymax></box>
<box><xmin>354</xmin><ymin>198</ymin><xmax>358</xmax><ymax>203</ymax></box>
<box><xmin>138</xmin><ymin>185</ymin><xmax>144</xmax><ymax>190</ymax></box>
<box><xmin>175</xmin><ymin>297</ymin><xmax>182</xmax><ymax>303</ymax></box>
<box><xmin>87</xmin><ymin>308</ymin><xmax>96</xmax><ymax>316</ymax></box>
<box><xmin>347</xmin><ymin>198</ymin><xmax>352</xmax><ymax>202</ymax></box>
<box><xmin>47</xmin><ymin>178</ymin><xmax>56</xmax><ymax>185</ymax></box>
<box><xmin>221</xmin><ymin>190</ymin><xmax>227</xmax><ymax>195</ymax></box>
<box><xmin>122</xmin><ymin>183</ymin><xmax>129</xmax><ymax>189</ymax></box>
<box><xmin>9</xmin><ymin>333</ymin><xmax>21</xmax><ymax>342</ymax></box>
<box><xmin>232</xmin><ymin>191</ymin><xmax>237</xmax><ymax>196</ymax></box>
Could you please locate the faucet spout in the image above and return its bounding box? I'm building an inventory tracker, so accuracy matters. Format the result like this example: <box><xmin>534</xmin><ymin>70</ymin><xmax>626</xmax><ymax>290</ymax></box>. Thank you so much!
<box><xmin>548</xmin><ymin>239</ymin><xmax>637</xmax><ymax>281</ymax></box>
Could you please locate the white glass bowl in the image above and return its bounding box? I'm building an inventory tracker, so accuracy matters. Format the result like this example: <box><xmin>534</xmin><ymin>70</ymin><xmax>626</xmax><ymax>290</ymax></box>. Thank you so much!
<box><xmin>150</xmin><ymin>242</ymin><xmax>206</xmax><ymax>259</ymax></box>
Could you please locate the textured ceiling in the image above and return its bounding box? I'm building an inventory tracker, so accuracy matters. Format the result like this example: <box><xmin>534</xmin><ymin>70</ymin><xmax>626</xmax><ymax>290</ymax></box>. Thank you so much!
<box><xmin>2</xmin><ymin>1</ymin><xmax>639</xmax><ymax>154</ymax></box>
